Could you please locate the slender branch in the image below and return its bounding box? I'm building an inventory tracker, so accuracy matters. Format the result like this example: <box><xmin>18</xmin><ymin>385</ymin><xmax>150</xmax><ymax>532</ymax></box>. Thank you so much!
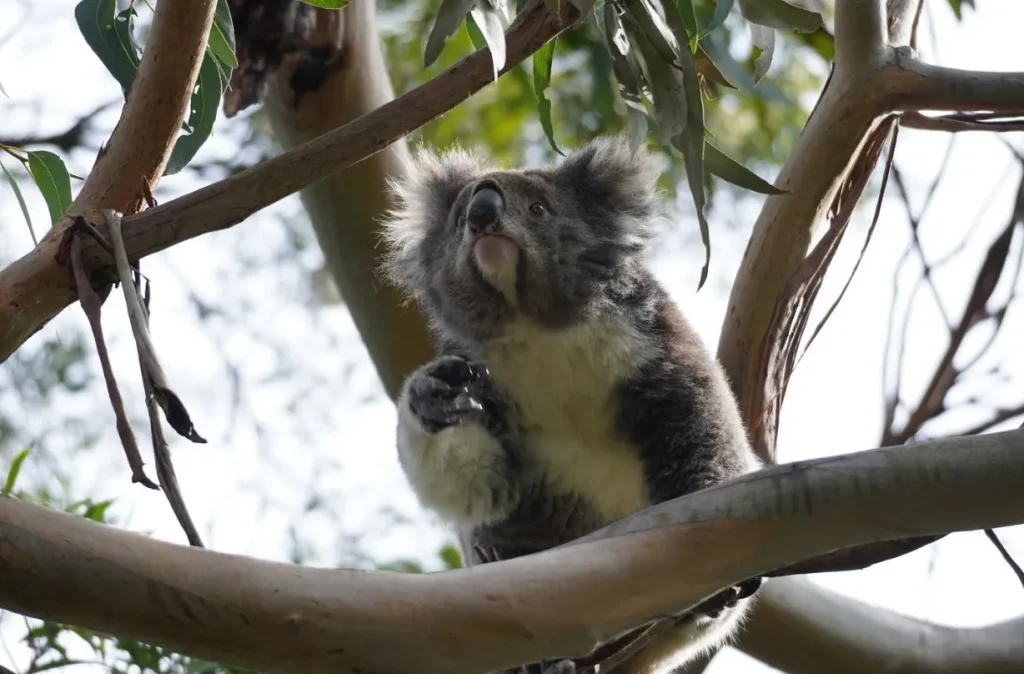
<box><xmin>0</xmin><ymin>0</ymin><xmax>574</xmax><ymax>366</ymax></box>
<box><xmin>901</xmin><ymin>111</ymin><xmax>1024</xmax><ymax>133</ymax></box>
<box><xmin>742</xmin><ymin>577</ymin><xmax>1024</xmax><ymax>674</ymax></box>
<box><xmin>2</xmin><ymin>429</ymin><xmax>1023</xmax><ymax>674</ymax></box>
<box><xmin>834</xmin><ymin>0</ymin><xmax>887</xmax><ymax>71</ymax></box>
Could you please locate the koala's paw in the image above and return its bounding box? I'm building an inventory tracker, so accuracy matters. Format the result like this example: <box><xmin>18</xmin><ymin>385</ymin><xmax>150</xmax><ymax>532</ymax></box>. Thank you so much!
<box><xmin>407</xmin><ymin>355</ymin><xmax>503</xmax><ymax>435</ymax></box>
<box><xmin>692</xmin><ymin>577</ymin><xmax>763</xmax><ymax>619</ymax></box>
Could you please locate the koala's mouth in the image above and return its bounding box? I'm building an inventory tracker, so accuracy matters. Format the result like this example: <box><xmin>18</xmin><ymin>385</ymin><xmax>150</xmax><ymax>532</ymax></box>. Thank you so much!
<box><xmin>471</xmin><ymin>233</ymin><xmax>520</xmax><ymax>276</ymax></box>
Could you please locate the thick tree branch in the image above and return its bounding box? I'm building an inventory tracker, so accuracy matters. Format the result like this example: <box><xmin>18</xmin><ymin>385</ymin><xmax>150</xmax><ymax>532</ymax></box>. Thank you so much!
<box><xmin>742</xmin><ymin>577</ymin><xmax>1024</xmax><ymax>674</ymax></box>
<box><xmin>0</xmin><ymin>0</ymin><xmax>574</xmax><ymax>366</ymax></box>
<box><xmin>834</xmin><ymin>0</ymin><xmax>887</xmax><ymax>70</ymax></box>
<box><xmin>67</xmin><ymin>0</ymin><xmax>216</xmax><ymax>217</ymax></box>
<box><xmin>261</xmin><ymin>0</ymin><xmax>431</xmax><ymax>400</ymax></box>
<box><xmin>886</xmin><ymin>56</ymin><xmax>1024</xmax><ymax>113</ymax></box>
<box><xmin>2</xmin><ymin>429</ymin><xmax>1023</xmax><ymax>674</ymax></box>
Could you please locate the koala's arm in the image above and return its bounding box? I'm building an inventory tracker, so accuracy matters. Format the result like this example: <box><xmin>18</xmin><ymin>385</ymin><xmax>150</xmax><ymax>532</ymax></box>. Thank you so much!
<box><xmin>396</xmin><ymin>355</ymin><xmax>524</xmax><ymax>526</ymax></box>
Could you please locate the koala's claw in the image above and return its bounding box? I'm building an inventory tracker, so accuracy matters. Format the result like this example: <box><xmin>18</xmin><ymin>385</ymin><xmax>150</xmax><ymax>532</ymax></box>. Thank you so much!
<box><xmin>692</xmin><ymin>577</ymin><xmax>763</xmax><ymax>619</ymax></box>
<box><xmin>523</xmin><ymin>659</ymin><xmax>575</xmax><ymax>674</ymax></box>
<box><xmin>408</xmin><ymin>356</ymin><xmax>498</xmax><ymax>434</ymax></box>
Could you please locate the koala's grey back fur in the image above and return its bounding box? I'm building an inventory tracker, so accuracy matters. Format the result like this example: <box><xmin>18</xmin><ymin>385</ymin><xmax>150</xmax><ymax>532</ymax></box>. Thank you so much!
<box><xmin>382</xmin><ymin>136</ymin><xmax>761</xmax><ymax>672</ymax></box>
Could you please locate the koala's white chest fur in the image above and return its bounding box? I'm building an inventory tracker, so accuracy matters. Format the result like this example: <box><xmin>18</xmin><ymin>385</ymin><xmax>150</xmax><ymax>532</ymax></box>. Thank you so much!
<box><xmin>480</xmin><ymin>315</ymin><xmax>657</xmax><ymax>523</ymax></box>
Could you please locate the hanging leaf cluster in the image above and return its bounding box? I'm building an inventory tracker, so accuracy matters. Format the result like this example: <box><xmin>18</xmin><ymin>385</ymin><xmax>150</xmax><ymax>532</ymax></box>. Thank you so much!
<box><xmin>422</xmin><ymin>0</ymin><xmax>825</xmax><ymax>288</ymax></box>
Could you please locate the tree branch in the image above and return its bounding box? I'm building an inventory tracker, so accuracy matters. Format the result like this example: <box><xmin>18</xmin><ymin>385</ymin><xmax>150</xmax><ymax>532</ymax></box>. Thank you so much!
<box><xmin>887</xmin><ymin>55</ymin><xmax>1024</xmax><ymax>114</ymax></box>
<box><xmin>2</xmin><ymin>429</ymin><xmax>1023</xmax><ymax>674</ymax></box>
<box><xmin>742</xmin><ymin>577</ymin><xmax>1024</xmax><ymax>674</ymax></box>
<box><xmin>834</xmin><ymin>0</ymin><xmax>887</xmax><ymax>70</ymax></box>
<box><xmin>0</xmin><ymin>0</ymin><xmax>574</xmax><ymax>366</ymax></box>
<box><xmin>260</xmin><ymin>0</ymin><xmax>432</xmax><ymax>400</ymax></box>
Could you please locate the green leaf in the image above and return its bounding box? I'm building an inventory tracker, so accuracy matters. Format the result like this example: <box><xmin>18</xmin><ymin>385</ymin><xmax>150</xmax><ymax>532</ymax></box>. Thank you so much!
<box><xmin>946</xmin><ymin>0</ymin><xmax>974</xmax><ymax>20</ymax></box>
<box><xmin>425</xmin><ymin>0</ymin><xmax>478</xmax><ymax>67</ymax></box>
<box><xmin>208</xmin><ymin>0</ymin><xmax>238</xmax><ymax>69</ymax></box>
<box><xmin>83</xmin><ymin>499</ymin><xmax>115</xmax><ymax>522</ymax></box>
<box><xmin>297</xmin><ymin>0</ymin><xmax>348</xmax><ymax>7</ymax></box>
<box><xmin>27</xmin><ymin>151</ymin><xmax>73</xmax><ymax>225</ymax></box>
<box><xmin>624</xmin><ymin>0</ymin><xmax>682</xmax><ymax>68</ymax></box>
<box><xmin>465</xmin><ymin>13</ymin><xmax>489</xmax><ymax>51</ymax></box>
<box><xmin>3</xmin><ymin>447</ymin><xmax>31</xmax><ymax>496</ymax></box>
<box><xmin>75</xmin><ymin>0</ymin><xmax>142</xmax><ymax>96</ymax></box>
<box><xmin>662</xmin><ymin>0</ymin><xmax>712</xmax><ymax>290</ymax></box>
<box><xmin>0</xmin><ymin>158</ymin><xmax>37</xmax><ymax>245</ymax></box>
<box><xmin>440</xmin><ymin>543</ymin><xmax>463</xmax><ymax>569</ymax></box>
<box><xmin>676</xmin><ymin>0</ymin><xmax>698</xmax><ymax>37</ymax></box>
<box><xmin>533</xmin><ymin>39</ymin><xmax>562</xmax><ymax>155</ymax></box>
<box><xmin>749</xmin><ymin>22</ymin><xmax>775</xmax><ymax>83</ymax></box>
<box><xmin>470</xmin><ymin>0</ymin><xmax>507</xmax><ymax>80</ymax></box>
<box><xmin>164</xmin><ymin>52</ymin><xmax>223</xmax><ymax>175</ymax></box>
<box><xmin>705</xmin><ymin>141</ymin><xmax>785</xmax><ymax>194</ymax></box>
<box><xmin>737</xmin><ymin>0</ymin><xmax>824</xmax><ymax>33</ymax></box>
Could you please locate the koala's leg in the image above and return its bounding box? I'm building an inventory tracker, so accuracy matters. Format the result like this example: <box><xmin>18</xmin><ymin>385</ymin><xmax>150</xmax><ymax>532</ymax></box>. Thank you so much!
<box><xmin>397</xmin><ymin>355</ymin><xmax>521</xmax><ymax>526</ymax></box>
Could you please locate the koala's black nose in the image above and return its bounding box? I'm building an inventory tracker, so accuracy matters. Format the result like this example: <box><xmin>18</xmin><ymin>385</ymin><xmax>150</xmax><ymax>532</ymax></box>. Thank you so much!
<box><xmin>466</xmin><ymin>185</ymin><xmax>505</xmax><ymax>234</ymax></box>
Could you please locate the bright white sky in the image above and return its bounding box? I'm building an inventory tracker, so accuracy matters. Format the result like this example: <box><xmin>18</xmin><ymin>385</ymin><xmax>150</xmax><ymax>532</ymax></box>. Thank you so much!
<box><xmin>1</xmin><ymin>1</ymin><xmax>1023</xmax><ymax>673</ymax></box>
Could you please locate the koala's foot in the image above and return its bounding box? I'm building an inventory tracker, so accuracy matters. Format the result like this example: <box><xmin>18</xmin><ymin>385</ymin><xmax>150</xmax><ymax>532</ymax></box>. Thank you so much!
<box><xmin>691</xmin><ymin>577</ymin><xmax>763</xmax><ymax>619</ymax></box>
<box><xmin>406</xmin><ymin>355</ymin><xmax>505</xmax><ymax>435</ymax></box>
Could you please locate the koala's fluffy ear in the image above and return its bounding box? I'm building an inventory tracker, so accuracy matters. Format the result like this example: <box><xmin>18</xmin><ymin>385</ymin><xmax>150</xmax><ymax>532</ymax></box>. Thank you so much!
<box><xmin>556</xmin><ymin>135</ymin><xmax>660</xmax><ymax>220</ymax></box>
<box><xmin>379</xmin><ymin>144</ymin><xmax>490</xmax><ymax>291</ymax></box>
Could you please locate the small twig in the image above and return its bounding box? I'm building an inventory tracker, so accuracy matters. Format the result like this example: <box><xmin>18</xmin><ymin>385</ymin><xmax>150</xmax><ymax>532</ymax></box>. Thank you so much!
<box><xmin>134</xmin><ymin>272</ymin><xmax>204</xmax><ymax>548</ymax></box>
<box><xmin>901</xmin><ymin>111</ymin><xmax>1024</xmax><ymax>133</ymax></box>
<box><xmin>104</xmin><ymin>210</ymin><xmax>204</xmax><ymax>547</ymax></box>
<box><xmin>66</xmin><ymin>223</ymin><xmax>158</xmax><ymax>490</ymax></box>
<box><xmin>984</xmin><ymin>529</ymin><xmax>1024</xmax><ymax>592</ymax></box>
<box><xmin>104</xmin><ymin>210</ymin><xmax>206</xmax><ymax>445</ymax></box>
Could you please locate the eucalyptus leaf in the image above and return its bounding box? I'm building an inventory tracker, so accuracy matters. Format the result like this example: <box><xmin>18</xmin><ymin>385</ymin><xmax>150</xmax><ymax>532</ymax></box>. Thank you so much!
<box><xmin>705</xmin><ymin>141</ymin><xmax>785</xmax><ymax>194</ymax></box>
<box><xmin>676</xmin><ymin>0</ymin><xmax>698</xmax><ymax>36</ymax></box>
<box><xmin>750</xmin><ymin>22</ymin><xmax>775</xmax><ymax>83</ymax></box>
<box><xmin>737</xmin><ymin>0</ymin><xmax>824</xmax><ymax>33</ymax></box>
<box><xmin>570</xmin><ymin>0</ymin><xmax>600</xmax><ymax>21</ymax></box>
<box><xmin>208</xmin><ymin>0</ymin><xmax>238</xmax><ymax>68</ymax></box>
<box><xmin>695</xmin><ymin>45</ymin><xmax>735</xmax><ymax>88</ymax></box>
<box><xmin>627</xmin><ymin>107</ymin><xmax>648</xmax><ymax>154</ymax></box>
<box><xmin>470</xmin><ymin>0</ymin><xmax>507</xmax><ymax>80</ymax></box>
<box><xmin>75</xmin><ymin>0</ymin><xmax>141</xmax><ymax>95</ymax></box>
<box><xmin>465</xmin><ymin>13</ymin><xmax>488</xmax><ymax>50</ymax></box>
<box><xmin>0</xmin><ymin>158</ymin><xmax>36</xmax><ymax>245</ymax></box>
<box><xmin>165</xmin><ymin>53</ymin><xmax>222</xmax><ymax>175</ymax></box>
<box><xmin>702</xmin><ymin>0</ymin><xmax>735</xmax><ymax>34</ymax></box>
<box><xmin>26</xmin><ymin>151</ymin><xmax>73</xmax><ymax>225</ymax></box>
<box><xmin>533</xmin><ymin>39</ymin><xmax>563</xmax><ymax>155</ymax></box>
<box><xmin>602</xmin><ymin>3</ymin><xmax>650</xmax><ymax>110</ymax></box>
<box><xmin>663</xmin><ymin>0</ymin><xmax>713</xmax><ymax>290</ymax></box>
<box><xmin>624</xmin><ymin>0</ymin><xmax>681</xmax><ymax>68</ymax></box>
<box><xmin>3</xmin><ymin>447</ymin><xmax>31</xmax><ymax>496</ymax></box>
<box><xmin>425</xmin><ymin>0</ymin><xmax>478</xmax><ymax>67</ymax></box>
<box><xmin>629</xmin><ymin>24</ymin><xmax>687</xmax><ymax>143</ymax></box>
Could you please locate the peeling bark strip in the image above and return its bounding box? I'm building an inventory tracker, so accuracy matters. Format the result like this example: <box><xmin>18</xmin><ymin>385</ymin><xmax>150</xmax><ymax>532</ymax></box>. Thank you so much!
<box><xmin>1</xmin><ymin>429</ymin><xmax>1023</xmax><ymax>674</ymax></box>
<box><xmin>0</xmin><ymin>0</ymin><xmax>576</xmax><ymax>365</ymax></box>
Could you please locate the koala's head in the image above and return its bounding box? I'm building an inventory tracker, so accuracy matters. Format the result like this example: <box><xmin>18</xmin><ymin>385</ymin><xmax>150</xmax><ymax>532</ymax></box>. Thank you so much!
<box><xmin>381</xmin><ymin>136</ymin><xmax>662</xmax><ymax>343</ymax></box>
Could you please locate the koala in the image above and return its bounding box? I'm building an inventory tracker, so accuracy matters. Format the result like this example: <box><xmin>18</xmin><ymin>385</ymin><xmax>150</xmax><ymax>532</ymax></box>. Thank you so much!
<box><xmin>381</xmin><ymin>136</ymin><xmax>763</xmax><ymax>674</ymax></box>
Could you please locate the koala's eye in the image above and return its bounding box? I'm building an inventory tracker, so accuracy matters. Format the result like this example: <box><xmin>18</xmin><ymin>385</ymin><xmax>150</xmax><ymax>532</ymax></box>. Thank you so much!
<box><xmin>529</xmin><ymin>202</ymin><xmax>546</xmax><ymax>216</ymax></box>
